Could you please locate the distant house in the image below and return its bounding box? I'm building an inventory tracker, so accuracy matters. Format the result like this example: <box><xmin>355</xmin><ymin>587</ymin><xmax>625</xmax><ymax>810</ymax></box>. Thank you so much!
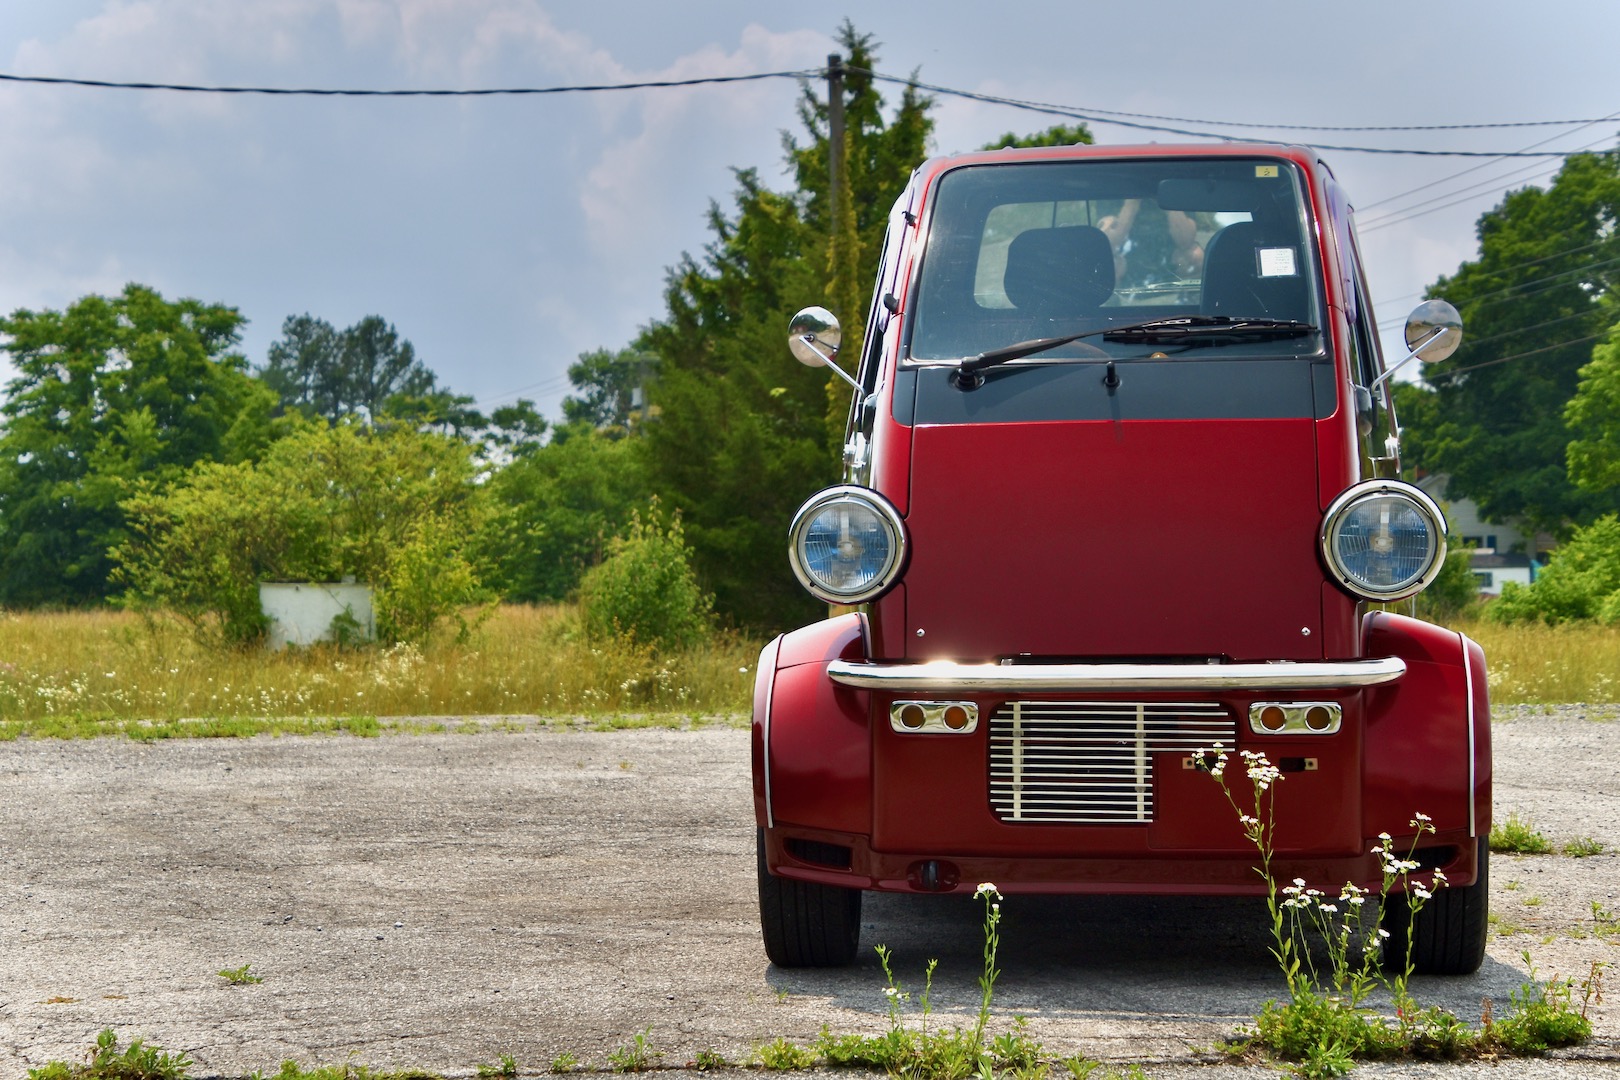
<box><xmin>1413</xmin><ymin>474</ymin><xmax>1546</xmax><ymax>597</ymax></box>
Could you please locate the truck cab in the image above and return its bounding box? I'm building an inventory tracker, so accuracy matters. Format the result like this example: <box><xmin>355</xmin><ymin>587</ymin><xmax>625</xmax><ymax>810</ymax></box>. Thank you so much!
<box><xmin>753</xmin><ymin>143</ymin><xmax>1488</xmax><ymax>974</ymax></box>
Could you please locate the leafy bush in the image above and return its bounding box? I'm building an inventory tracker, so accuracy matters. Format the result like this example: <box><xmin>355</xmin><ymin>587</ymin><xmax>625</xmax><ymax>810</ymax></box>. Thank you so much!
<box><xmin>1487</xmin><ymin>514</ymin><xmax>1620</xmax><ymax>625</ymax></box>
<box><xmin>480</xmin><ymin>424</ymin><xmax>650</xmax><ymax>602</ymax></box>
<box><xmin>116</xmin><ymin>419</ymin><xmax>490</xmax><ymax>646</ymax></box>
<box><xmin>577</xmin><ymin>506</ymin><xmax>713</xmax><ymax>651</ymax></box>
<box><xmin>1416</xmin><ymin>537</ymin><xmax>1480</xmax><ymax>622</ymax></box>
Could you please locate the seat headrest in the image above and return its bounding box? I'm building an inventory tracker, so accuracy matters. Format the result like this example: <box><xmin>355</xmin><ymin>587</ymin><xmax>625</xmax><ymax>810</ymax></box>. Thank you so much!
<box><xmin>1003</xmin><ymin>225</ymin><xmax>1115</xmax><ymax>317</ymax></box>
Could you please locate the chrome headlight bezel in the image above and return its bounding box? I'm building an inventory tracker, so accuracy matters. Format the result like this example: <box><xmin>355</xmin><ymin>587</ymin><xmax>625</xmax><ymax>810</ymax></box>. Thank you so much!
<box><xmin>1320</xmin><ymin>480</ymin><xmax>1448</xmax><ymax>602</ymax></box>
<box><xmin>788</xmin><ymin>485</ymin><xmax>908</xmax><ymax>605</ymax></box>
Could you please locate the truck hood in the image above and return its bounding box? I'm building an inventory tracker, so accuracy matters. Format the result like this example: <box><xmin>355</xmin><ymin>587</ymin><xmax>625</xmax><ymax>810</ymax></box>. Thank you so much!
<box><xmin>900</xmin><ymin>417</ymin><xmax>1327</xmax><ymax>662</ymax></box>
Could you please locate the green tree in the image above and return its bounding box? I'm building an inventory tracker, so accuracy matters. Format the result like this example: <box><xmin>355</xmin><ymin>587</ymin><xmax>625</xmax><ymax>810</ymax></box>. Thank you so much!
<box><xmin>116</xmin><ymin>419</ymin><xmax>490</xmax><ymax>645</ymax></box>
<box><xmin>1565</xmin><ymin>315</ymin><xmax>1620</xmax><ymax>493</ymax></box>
<box><xmin>481</xmin><ymin>424</ymin><xmax>649</xmax><ymax>603</ymax></box>
<box><xmin>981</xmin><ymin>122</ymin><xmax>1094</xmax><ymax>150</ymax></box>
<box><xmin>1404</xmin><ymin>151</ymin><xmax>1620</xmax><ymax>535</ymax></box>
<box><xmin>260</xmin><ymin>313</ymin><xmax>438</xmax><ymax>422</ymax></box>
<box><xmin>260</xmin><ymin>313</ymin><xmax>344</xmax><ymax>418</ymax></box>
<box><xmin>0</xmin><ymin>284</ymin><xmax>275</xmax><ymax>606</ymax></box>
<box><xmin>562</xmin><ymin>347</ymin><xmax>656</xmax><ymax>432</ymax></box>
<box><xmin>483</xmin><ymin>398</ymin><xmax>550</xmax><ymax>458</ymax></box>
<box><xmin>638</xmin><ymin>23</ymin><xmax>933</xmax><ymax>630</ymax></box>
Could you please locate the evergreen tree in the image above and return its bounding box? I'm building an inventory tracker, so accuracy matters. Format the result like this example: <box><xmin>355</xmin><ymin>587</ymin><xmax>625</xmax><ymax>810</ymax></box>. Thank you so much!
<box><xmin>638</xmin><ymin>23</ymin><xmax>932</xmax><ymax>630</ymax></box>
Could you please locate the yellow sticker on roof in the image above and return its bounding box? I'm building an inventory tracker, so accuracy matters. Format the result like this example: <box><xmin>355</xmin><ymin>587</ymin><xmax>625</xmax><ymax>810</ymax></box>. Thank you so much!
<box><xmin>1255</xmin><ymin>165</ymin><xmax>1279</xmax><ymax>178</ymax></box>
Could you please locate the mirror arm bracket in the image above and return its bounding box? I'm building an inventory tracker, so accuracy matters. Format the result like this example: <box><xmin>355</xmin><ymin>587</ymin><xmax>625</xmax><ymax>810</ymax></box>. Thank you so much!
<box><xmin>1370</xmin><ymin>325</ymin><xmax>1445</xmax><ymax>393</ymax></box>
<box><xmin>798</xmin><ymin>334</ymin><xmax>864</xmax><ymax>398</ymax></box>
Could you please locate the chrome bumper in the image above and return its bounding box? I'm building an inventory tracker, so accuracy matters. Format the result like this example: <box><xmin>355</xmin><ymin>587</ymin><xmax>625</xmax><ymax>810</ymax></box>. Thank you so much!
<box><xmin>827</xmin><ymin>656</ymin><xmax>1405</xmax><ymax>693</ymax></box>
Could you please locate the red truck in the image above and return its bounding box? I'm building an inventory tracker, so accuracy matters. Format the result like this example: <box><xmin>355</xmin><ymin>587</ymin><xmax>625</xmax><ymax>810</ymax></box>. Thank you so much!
<box><xmin>754</xmin><ymin>142</ymin><xmax>1488</xmax><ymax>975</ymax></box>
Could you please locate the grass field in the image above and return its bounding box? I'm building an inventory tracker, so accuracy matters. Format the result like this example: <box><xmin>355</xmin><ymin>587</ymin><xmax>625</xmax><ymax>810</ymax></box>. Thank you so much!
<box><xmin>0</xmin><ymin>605</ymin><xmax>757</xmax><ymax>738</ymax></box>
<box><xmin>1455</xmin><ymin>617</ymin><xmax>1620</xmax><ymax>706</ymax></box>
<box><xmin>0</xmin><ymin>607</ymin><xmax>1613</xmax><ymax>740</ymax></box>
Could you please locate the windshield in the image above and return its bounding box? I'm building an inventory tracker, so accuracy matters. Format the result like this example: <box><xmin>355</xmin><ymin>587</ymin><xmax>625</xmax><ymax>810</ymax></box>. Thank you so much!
<box><xmin>907</xmin><ymin>156</ymin><xmax>1323</xmax><ymax>363</ymax></box>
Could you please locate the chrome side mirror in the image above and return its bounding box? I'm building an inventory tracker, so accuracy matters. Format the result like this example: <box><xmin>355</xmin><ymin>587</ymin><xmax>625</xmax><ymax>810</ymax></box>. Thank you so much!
<box><xmin>1404</xmin><ymin>299</ymin><xmax>1463</xmax><ymax>365</ymax></box>
<box><xmin>1372</xmin><ymin>299</ymin><xmax>1463</xmax><ymax>391</ymax></box>
<box><xmin>788</xmin><ymin>306</ymin><xmax>861</xmax><ymax>395</ymax></box>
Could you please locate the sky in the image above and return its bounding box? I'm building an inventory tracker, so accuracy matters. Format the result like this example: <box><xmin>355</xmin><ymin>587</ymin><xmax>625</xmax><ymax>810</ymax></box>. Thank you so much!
<box><xmin>0</xmin><ymin>0</ymin><xmax>1616</xmax><ymax>421</ymax></box>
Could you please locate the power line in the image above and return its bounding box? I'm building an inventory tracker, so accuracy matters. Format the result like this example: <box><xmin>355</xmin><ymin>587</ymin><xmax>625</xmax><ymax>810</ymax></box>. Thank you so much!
<box><xmin>859</xmin><ymin>69</ymin><xmax>1613</xmax><ymax>158</ymax></box>
<box><xmin>1356</xmin><ymin>114</ymin><xmax>1620</xmax><ymax>212</ymax></box>
<box><xmin>0</xmin><ymin>68</ymin><xmax>820</xmax><ymax>97</ymax></box>
<box><xmin>2</xmin><ymin>63</ymin><xmax>1611</xmax><ymax>158</ymax></box>
<box><xmin>1357</xmin><ymin>161</ymin><xmax>1563</xmax><ymax>230</ymax></box>
<box><xmin>1374</xmin><ymin>236</ymin><xmax>1619</xmax><ymax>315</ymax></box>
<box><xmin>1359</xmin><ymin>132</ymin><xmax>1619</xmax><ymax>234</ymax></box>
<box><xmin>1425</xmin><ymin>332</ymin><xmax>1608</xmax><ymax>383</ymax></box>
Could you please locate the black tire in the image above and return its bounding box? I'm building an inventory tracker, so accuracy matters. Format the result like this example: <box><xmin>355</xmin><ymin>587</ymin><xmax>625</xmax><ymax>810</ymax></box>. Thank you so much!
<box><xmin>1382</xmin><ymin>836</ymin><xmax>1489</xmax><ymax>975</ymax></box>
<box><xmin>757</xmin><ymin>829</ymin><xmax>862</xmax><ymax>967</ymax></box>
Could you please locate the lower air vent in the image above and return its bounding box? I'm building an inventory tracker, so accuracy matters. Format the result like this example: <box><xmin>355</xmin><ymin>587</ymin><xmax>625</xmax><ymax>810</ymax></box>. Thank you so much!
<box><xmin>989</xmin><ymin>701</ymin><xmax>1235</xmax><ymax>824</ymax></box>
<box><xmin>786</xmin><ymin>838</ymin><xmax>853</xmax><ymax>869</ymax></box>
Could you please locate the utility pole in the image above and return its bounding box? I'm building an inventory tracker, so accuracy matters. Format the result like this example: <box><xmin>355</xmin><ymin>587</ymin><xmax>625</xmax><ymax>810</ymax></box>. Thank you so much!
<box><xmin>822</xmin><ymin>52</ymin><xmax>859</xmax><ymax>451</ymax></box>
<box><xmin>827</xmin><ymin>53</ymin><xmax>845</xmax><ymax>220</ymax></box>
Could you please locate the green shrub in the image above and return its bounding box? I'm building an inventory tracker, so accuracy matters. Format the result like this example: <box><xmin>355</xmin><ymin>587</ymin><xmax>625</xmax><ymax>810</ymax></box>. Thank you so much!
<box><xmin>1416</xmin><ymin>538</ymin><xmax>1480</xmax><ymax>622</ymax></box>
<box><xmin>578</xmin><ymin>506</ymin><xmax>713</xmax><ymax>651</ymax></box>
<box><xmin>1487</xmin><ymin>514</ymin><xmax>1620</xmax><ymax>625</ymax></box>
<box><xmin>116</xmin><ymin>419</ymin><xmax>490</xmax><ymax>647</ymax></box>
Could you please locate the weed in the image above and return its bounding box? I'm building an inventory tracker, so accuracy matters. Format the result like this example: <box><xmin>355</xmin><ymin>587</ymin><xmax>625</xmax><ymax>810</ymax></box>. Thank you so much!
<box><xmin>1489</xmin><ymin>912</ymin><xmax>1526</xmax><ymax>936</ymax></box>
<box><xmin>547</xmin><ymin>1053</ymin><xmax>578</xmax><ymax>1074</ymax></box>
<box><xmin>751</xmin><ymin>1039</ymin><xmax>815</xmax><ymax>1070</ymax></box>
<box><xmin>1522</xmin><ymin>895</ymin><xmax>1543</xmax><ymax>908</ymax></box>
<box><xmin>606</xmin><ymin>1029</ymin><xmax>659</xmax><ymax>1073</ymax></box>
<box><xmin>1491</xmin><ymin>814</ymin><xmax>1552</xmax><ymax>854</ymax></box>
<box><xmin>1563</xmin><ymin>836</ymin><xmax>1605</xmax><ymax>857</ymax></box>
<box><xmin>256</xmin><ymin>1062</ymin><xmax>441</xmax><ymax>1080</ymax></box>
<box><xmin>28</xmin><ymin>1029</ymin><xmax>192</xmax><ymax>1080</ymax></box>
<box><xmin>1593</xmin><ymin>902</ymin><xmax>1620</xmax><ymax>938</ymax></box>
<box><xmin>1201</xmin><ymin>743</ymin><xmax>1595</xmax><ymax>1072</ymax></box>
<box><xmin>217</xmin><ymin>963</ymin><xmax>263</xmax><ymax>985</ymax></box>
<box><xmin>474</xmin><ymin>1056</ymin><xmax>517</xmax><ymax>1080</ymax></box>
<box><xmin>688</xmin><ymin>1050</ymin><xmax>727</xmax><ymax>1071</ymax></box>
<box><xmin>1488</xmin><ymin>955</ymin><xmax>1595</xmax><ymax>1053</ymax></box>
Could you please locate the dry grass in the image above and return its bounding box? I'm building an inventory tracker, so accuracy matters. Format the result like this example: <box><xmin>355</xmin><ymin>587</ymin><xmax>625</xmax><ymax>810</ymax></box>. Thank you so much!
<box><xmin>0</xmin><ymin>606</ymin><xmax>1611</xmax><ymax>741</ymax></box>
<box><xmin>1452</xmin><ymin>617</ymin><xmax>1620</xmax><ymax>705</ymax></box>
<box><xmin>0</xmin><ymin>604</ymin><xmax>759</xmax><ymax>739</ymax></box>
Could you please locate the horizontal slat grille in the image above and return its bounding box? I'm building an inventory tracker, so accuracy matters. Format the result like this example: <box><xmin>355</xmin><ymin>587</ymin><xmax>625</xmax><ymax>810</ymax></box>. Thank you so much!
<box><xmin>989</xmin><ymin>701</ymin><xmax>1234</xmax><ymax>824</ymax></box>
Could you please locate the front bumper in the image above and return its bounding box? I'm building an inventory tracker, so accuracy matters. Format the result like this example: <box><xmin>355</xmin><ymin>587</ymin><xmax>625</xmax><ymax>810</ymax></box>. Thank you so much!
<box><xmin>828</xmin><ymin>656</ymin><xmax>1406</xmax><ymax>693</ymax></box>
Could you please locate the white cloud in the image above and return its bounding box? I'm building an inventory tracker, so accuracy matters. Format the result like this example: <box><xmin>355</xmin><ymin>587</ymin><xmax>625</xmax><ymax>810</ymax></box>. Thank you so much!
<box><xmin>577</xmin><ymin>24</ymin><xmax>826</xmax><ymax>265</ymax></box>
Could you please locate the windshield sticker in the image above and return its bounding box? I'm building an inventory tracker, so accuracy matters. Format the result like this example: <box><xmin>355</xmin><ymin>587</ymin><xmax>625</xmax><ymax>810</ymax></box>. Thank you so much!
<box><xmin>1255</xmin><ymin>164</ymin><xmax>1279</xmax><ymax>178</ymax></box>
<box><xmin>1258</xmin><ymin>247</ymin><xmax>1298</xmax><ymax>277</ymax></box>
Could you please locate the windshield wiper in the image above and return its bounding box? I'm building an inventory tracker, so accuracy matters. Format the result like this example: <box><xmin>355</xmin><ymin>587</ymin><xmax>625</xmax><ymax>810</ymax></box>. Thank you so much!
<box><xmin>953</xmin><ymin>330</ymin><xmax>1100</xmax><ymax>382</ymax></box>
<box><xmin>1101</xmin><ymin>315</ymin><xmax>1317</xmax><ymax>343</ymax></box>
<box><xmin>949</xmin><ymin>315</ymin><xmax>1320</xmax><ymax>389</ymax></box>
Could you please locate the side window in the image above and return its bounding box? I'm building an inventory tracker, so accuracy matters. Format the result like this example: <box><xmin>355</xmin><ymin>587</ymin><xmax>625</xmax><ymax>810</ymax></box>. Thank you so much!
<box><xmin>1343</xmin><ymin>219</ymin><xmax>1398</xmax><ymax>475</ymax></box>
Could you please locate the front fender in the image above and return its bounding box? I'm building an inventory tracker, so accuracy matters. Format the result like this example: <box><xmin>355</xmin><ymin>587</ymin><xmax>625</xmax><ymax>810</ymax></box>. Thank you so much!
<box><xmin>1362</xmin><ymin>611</ymin><xmax>1491</xmax><ymax>875</ymax></box>
<box><xmin>751</xmin><ymin>613</ymin><xmax>871</xmax><ymax>832</ymax></box>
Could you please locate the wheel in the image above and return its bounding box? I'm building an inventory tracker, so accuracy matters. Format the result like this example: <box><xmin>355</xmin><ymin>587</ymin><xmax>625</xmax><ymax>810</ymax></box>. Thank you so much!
<box><xmin>1382</xmin><ymin>836</ymin><xmax>1489</xmax><ymax>975</ymax></box>
<box><xmin>756</xmin><ymin>829</ymin><xmax>862</xmax><ymax>967</ymax></box>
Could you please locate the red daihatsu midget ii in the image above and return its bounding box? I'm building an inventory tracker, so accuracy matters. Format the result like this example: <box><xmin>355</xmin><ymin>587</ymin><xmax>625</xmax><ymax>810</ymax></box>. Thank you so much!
<box><xmin>750</xmin><ymin>142</ymin><xmax>1490</xmax><ymax>975</ymax></box>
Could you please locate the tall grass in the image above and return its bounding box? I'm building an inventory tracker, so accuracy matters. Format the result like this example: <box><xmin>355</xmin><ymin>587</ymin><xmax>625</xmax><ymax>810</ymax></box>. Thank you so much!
<box><xmin>1450</xmin><ymin>617</ymin><xmax>1620</xmax><ymax>705</ymax></box>
<box><xmin>0</xmin><ymin>604</ymin><xmax>758</xmax><ymax>738</ymax></box>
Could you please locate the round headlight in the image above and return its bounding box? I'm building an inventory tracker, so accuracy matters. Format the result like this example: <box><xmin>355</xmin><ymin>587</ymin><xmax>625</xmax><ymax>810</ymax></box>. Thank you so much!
<box><xmin>1320</xmin><ymin>481</ymin><xmax>1447</xmax><ymax>601</ymax></box>
<box><xmin>788</xmin><ymin>485</ymin><xmax>907</xmax><ymax>604</ymax></box>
